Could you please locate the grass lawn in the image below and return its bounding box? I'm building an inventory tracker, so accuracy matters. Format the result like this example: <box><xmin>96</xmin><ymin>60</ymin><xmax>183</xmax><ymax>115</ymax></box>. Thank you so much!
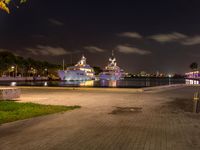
<box><xmin>0</xmin><ymin>101</ymin><xmax>80</xmax><ymax>124</ymax></box>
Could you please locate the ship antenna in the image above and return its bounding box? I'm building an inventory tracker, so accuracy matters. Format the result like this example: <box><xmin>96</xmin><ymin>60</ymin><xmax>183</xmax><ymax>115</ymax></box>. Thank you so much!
<box><xmin>112</xmin><ymin>50</ymin><xmax>114</xmax><ymax>57</ymax></box>
<box><xmin>82</xmin><ymin>50</ymin><xmax>84</xmax><ymax>57</ymax></box>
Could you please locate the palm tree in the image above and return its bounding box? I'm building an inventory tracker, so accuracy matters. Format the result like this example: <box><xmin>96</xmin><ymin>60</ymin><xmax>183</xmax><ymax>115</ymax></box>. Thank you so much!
<box><xmin>190</xmin><ymin>62</ymin><xmax>198</xmax><ymax>78</ymax></box>
<box><xmin>0</xmin><ymin>0</ymin><xmax>27</xmax><ymax>14</ymax></box>
<box><xmin>190</xmin><ymin>62</ymin><xmax>198</xmax><ymax>70</ymax></box>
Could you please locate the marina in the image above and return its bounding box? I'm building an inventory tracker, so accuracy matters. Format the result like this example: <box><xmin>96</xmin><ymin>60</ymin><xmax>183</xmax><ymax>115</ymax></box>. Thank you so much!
<box><xmin>1</xmin><ymin>1</ymin><xmax>200</xmax><ymax>150</ymax></box>
<box><xmin>58</xmin><ymin>51</ymin><xmax>126</xmax><ymax>81</ymax></box>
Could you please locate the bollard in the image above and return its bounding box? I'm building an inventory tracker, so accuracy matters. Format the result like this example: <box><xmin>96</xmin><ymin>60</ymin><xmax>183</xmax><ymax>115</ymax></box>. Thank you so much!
<box><xmin>193</xmin><ymin>92</ymin><xmax>199</xmax><ymax>113</ymax></box>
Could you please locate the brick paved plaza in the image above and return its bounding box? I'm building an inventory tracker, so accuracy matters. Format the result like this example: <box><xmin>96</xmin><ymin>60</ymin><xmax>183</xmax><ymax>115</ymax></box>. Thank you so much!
<box><xmin>1</xmin><ymin>86</ymin><xmax>200</xmax><ymax>150</ymax></box>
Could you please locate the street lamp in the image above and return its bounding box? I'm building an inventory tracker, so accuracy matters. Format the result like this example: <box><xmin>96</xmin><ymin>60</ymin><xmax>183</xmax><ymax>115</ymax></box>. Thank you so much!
<box><xmin>11</xmin><ymin>66</ymin><xmax>15</xmax><ymax>77</ymax></box>
<box><xmin>168</xmin><ymin>74</ymin><xmax>172</xmax><ymax>85</ymax></box>
<box><xmin>44</xmin><ymin>68</ymin><xmax>48</xmax><ymax>77</ymax></box>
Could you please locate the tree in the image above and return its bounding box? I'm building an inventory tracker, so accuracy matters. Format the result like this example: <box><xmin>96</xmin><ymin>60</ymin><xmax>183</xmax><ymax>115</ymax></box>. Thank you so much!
<box><xmin>15</xmin><ymin>56</ymin><xmax>28</xmax><ymax>77</ymax></box>
<box><xmin>190</xmin><ymin>62</ymin><xmax>198</xmax><ymax>71</ymax></box>
<box><xmin>190</xmin><ymin>62</ymin><xmax>198</xmax><ymax>79</ymax></box>
<box><xmin>0</xmin><ymin>51</ymin><xmax>16</xmax><ymax>76</ymax></box>
<box><xmin>0</xmin><ymin>0</ymin><xmax>27</xmax><ymax>14</ymax></box>
<box><xmin>0</xmin><ymin>51</ymin><xmax>59</xmax><ymax>77</ymax></box>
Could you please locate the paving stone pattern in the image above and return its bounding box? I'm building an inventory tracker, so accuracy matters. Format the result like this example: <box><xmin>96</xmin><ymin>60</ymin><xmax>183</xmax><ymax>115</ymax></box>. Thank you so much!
<box><xmin>0</xmin><ymin>86</ymin><xmax>200</xmax><ymax>150</ymax></box>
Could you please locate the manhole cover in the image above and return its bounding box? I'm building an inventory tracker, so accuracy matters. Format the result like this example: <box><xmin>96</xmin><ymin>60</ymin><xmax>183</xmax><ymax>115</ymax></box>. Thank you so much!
<box><xmin>110</xmin><ymin>107</ymin><xmax>142</xmax><ymax>114</ymax></box>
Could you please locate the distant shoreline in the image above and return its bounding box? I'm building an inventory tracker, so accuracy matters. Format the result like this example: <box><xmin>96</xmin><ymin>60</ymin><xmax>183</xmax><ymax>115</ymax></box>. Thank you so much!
<box><xmin>0</xmin><ymin>77</ymin><xmax>50</xmax><ymax>82</ymax></box>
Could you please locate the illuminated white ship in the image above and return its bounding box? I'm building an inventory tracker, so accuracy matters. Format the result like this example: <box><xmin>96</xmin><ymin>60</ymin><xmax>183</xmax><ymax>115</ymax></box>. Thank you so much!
<box><xmin>99</xmin><ymin>51</ymin><xmax>125</xmax><ymax>80</ymax></box>
<box><xmin>58</xmin><ymin>55</ymin><xmax>95</xmax><ymax>81</ymax></box>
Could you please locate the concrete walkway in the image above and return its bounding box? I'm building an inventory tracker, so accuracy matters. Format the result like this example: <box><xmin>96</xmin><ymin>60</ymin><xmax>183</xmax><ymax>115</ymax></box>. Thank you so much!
<box><xmin>1</xmin><ymin>86</ymin><xmax>200</xmax><ymax>150</ymax></box>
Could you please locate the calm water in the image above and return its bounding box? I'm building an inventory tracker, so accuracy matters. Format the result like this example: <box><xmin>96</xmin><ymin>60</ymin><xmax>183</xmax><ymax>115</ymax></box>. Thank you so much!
<box><xmin>0</xmin><ymin>78</ymin><xmax>185</xmax><ymax>88</ymax></box>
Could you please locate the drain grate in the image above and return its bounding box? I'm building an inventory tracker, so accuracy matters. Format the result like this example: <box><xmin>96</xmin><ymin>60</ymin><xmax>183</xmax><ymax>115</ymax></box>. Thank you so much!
<box><xmin>110</xmin><ymin>107</ymin><xmax>142</xmax><ymax>114</ymax></box>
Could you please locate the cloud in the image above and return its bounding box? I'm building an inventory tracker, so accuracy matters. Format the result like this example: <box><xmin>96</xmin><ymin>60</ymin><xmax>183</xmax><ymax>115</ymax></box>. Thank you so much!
<box><xmin>116</xmin><ymin>45</ymin><xmax>151</xmax><ymax>55</ymax></box>
<box><xmin>149</xmin><ymin>32</ymin><xmax>200</xmax><ymax>46</ymax></box>
<box><xmin>149</xmin><ymin>32</ymin><xmax>187</xmax><ymax>43</ymax></box>
<box><xmin>26</xmin><ymin>45</ymin><xmax>69</xmax><ymax>56</ymax></box>
<box><xmin>118</xmin><ymin>31</ymin><xmax>200</xmax><ymax>46</ymax></box>
<box><xmin>0</xmin><ymin>49</ymin><xmax>19</xmax><ymax>55</ymax></box>
<box><xmin>181</xmin><ymin>36</ymin><xmax>200</xmax><ymax>45</ymax></box>
<box><xmin>48</xmin><ymin>18</ymin><xmax>64</xmax><ymax>26</ymax></box>
<box><xmin>118</xmin><ymin>32</ymin><xmax>143</xmax><ymax>39</ymax></box>
<box><xmin>0</xmin><ymin>49</ymin><xmax>7</xmax><ymax>52</ymax></box>
<box><xmin>84</xmin><ymin>46</ymin><xmax>105</xmax><ymax>53</ymax></box>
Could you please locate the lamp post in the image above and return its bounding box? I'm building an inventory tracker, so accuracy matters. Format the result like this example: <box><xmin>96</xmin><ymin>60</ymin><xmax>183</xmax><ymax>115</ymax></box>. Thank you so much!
<box><xmin>11</xmin><ymin>66</ymin><xmax>15</xmax><ymax>77</ymax></box>
<box><xmin>44</xmin><ymin>68</ymin><xmax>48</xmax><ymax>77</ymax></box>
<box><xmin>15</xmin><ymin>65</ymin><xmax>18</xmax><ymax>77</ymax></box>
<box><xmin>63</xmin><ymin>59</ymin><xmax>65</xmax><ymax>71</ymax></box>
<box><xmin>168</xmin><ymin>74</ymin><xmax>172</xmax><ymax>85</ymax></box>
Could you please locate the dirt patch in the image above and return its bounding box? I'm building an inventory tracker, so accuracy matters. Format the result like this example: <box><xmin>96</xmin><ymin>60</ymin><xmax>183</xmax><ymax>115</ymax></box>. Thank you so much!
<box><xmin>185</xmin><ymin>113</ymin><xmax>200</xmax><ymax>120</ymax></box>
<box><xmin>160</xmin><ymin>98</ymin><xmax>200</xmax><ymax>113</ymax></box>
<box><xmin>110</xmin><ymin>107</ymin><xmax>142</xmax><ymax>115</ymax></box>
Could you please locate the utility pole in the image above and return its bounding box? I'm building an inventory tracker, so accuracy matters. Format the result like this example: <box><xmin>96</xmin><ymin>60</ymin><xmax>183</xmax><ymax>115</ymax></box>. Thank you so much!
<box><xmin>63</xmin><ymin>59</ymin><xmax>65</xmax><ymax>71</ymax></box>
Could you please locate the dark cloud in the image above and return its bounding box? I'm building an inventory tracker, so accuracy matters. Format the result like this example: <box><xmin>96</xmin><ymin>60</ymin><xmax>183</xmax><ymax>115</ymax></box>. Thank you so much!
<box><xmin>25</xmin><ymin>45</ymin><xmax>69</xmax><ymax>56</ymax></box>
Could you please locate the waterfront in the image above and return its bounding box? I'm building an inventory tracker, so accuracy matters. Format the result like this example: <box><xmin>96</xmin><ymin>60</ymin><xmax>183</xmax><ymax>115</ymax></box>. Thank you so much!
<box><xmin>1</xmin><ymin>1</ymin><xmax>200</xmax><ymax>150</ymax></box>
<box><xmin>1</xmin><ymin>85</ymin><xmax>200</xmax><ymax>150</ymax></box>
<box><xmin>0</xmin><ymin>78</ymin><xmax>185</xmax><ymax>88</ymax></box>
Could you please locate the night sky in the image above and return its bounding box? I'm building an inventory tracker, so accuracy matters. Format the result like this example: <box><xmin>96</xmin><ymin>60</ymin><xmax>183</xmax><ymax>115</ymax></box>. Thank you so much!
<box><xmin>1</xmin><ymin>0</ymin><xmax>200</xmax><ymax>74</ymax></box>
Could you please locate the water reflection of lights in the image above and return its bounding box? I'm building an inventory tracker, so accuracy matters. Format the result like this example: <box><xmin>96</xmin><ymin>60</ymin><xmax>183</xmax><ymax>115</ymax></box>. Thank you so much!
<box><xmin>100</xmin><ymin>80</ymin><xmax>117</xmax><ymax>87</ymax></box>
<box><xmin>80</xmin><ymin>80</ymin><xmax>94</xmax><ymax>87</ymax></box>
<box><xmin>186</xmin><ymin>79</ymin><xmax>199</xmax><ymax>85</ymax></box>
<box><xmin>10</xmin><ymin>82</ymin><xmax>17</xmax><ymax>86</ymax></box>
<box><xmin>44</xmin><ymin>82</ymin><xmax>48</xmax><ymax>86</ymax></box>
<box><xmin>108</xmin><ymin>80</ymin><xmax>117</xmax><ymax>87</ymax></box>
<box><xmin>145</xmin><ymin>78</ymin><xmax>150</xmax><ymax>87</ymax></box>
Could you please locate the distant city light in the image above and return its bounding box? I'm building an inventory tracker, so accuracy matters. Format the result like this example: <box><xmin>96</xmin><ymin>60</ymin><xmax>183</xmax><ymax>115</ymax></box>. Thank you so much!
<box><xmin>44</xmin><ymin>82</ymin><xmax>48</xmax><ymax>86</ymax></box>
<box><xmin>10</xmin><ymin>82</ymin><xmax>17</xmax><ymax>86</ymax></box>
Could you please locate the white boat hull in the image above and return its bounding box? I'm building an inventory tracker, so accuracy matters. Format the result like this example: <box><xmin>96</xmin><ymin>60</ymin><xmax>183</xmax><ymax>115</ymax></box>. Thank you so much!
<box><xmin>99</xmin><ymin>73</ymin><xmax>124</xmax><ymax>80</ymax></box>
<box><xmin>58</xmin><ymin>70</ymin><xmax>92</xmax><ymax>81</ymax></box>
